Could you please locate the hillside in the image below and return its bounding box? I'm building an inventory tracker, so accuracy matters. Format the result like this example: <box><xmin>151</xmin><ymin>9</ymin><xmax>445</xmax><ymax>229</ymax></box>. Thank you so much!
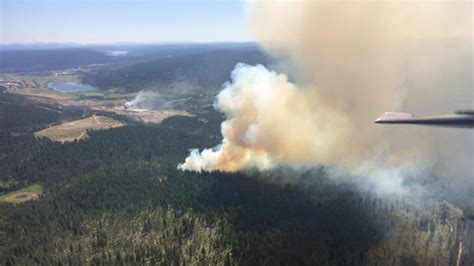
<box><xmin>83</xmin><ymin>47</ymin><xmax>270</xmax><ymax>93</ymax></box>
<box><xmin>0</xmin><ymin>100</ymin><xmax>472</xmax><ymax>264</ymax></box>
<box><xmin>0</xmin><ymin>49</ymin><xmax>116</xmax><ymax>73</ymax></box>
<box><xmin>0</xmin><ymin>43</ymin><xmax>263</xmax><ymax>74</ymax></box>
<box><xmin>0</xmin><ymin>86</ymin><xmax>86</xmax><ymax>133</ymax></box>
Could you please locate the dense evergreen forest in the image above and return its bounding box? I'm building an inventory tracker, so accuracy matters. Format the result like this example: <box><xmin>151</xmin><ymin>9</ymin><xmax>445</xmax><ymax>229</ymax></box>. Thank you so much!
<box><xmin>0</xmin><ymin>91</ymin><xmax>472</xmax><ymax>265</ymax></box>
<box><xmin>0</xmin><ymin>87</ymin><xmax>86</xmax><ymax>133</ymax></box>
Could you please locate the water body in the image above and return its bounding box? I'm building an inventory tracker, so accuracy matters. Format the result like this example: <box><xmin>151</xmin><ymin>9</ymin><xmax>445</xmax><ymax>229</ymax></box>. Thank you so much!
<box><xmin>48</xmin><ymin>82</ymin><xmax>93</xmax><ymax>93</ymax></box>
<box><xmin>106</xmin><ymin>51</ymin><xmax>128</xmax><ymax>56</ymax></box>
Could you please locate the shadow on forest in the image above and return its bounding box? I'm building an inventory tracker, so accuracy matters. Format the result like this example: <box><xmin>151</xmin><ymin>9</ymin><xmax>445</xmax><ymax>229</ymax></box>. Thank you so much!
<box><xmin>196</xmin><ymin>172</ymin><xmax>385</xmax><ymax>264</ymax></box>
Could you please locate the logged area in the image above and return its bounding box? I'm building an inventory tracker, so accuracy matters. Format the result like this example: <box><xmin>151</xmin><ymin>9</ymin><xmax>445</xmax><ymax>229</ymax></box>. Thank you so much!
<box><xmin>34</xmin><ymin>115</ymin><xmax>123</xmax><ymax>142</ymax></box>
<box><xmin>0</xmin><ymin>184</ymin><xmax>43</xmax><ymax>203</ymax></box>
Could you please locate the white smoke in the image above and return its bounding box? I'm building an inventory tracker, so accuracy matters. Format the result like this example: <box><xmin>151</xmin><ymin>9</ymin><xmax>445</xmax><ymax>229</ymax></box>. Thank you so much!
<box><xmin>178</xmin><ymin>63</ymin><xmax>349</xmax><ymax>172</ymax></box>
<box><xmin>125</xmin><ymin>91</ymin><xmax>168</xmax><ymax>110</ymax></box>
<box><xmin>178</xmin><ymin>0</ymin><xmax>472</xmax><ymax>198</ymax></box>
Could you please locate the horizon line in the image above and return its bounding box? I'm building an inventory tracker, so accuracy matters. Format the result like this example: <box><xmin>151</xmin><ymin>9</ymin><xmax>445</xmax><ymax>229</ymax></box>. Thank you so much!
<box><xmin>0</xmin><ymin>41</ymin><xmax>258</xmax><ymax>46</ymax></box>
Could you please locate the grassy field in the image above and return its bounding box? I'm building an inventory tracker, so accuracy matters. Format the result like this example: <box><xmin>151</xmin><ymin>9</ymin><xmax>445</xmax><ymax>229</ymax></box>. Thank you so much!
<box><xmin>0</xmin><ymin>184</ymin><xmax>43</xmax><ymax>203</ymax></box>
<box><xmin>17</xmin><ymin>74</ymin><xmax>82</xmax><ymax>85</ymax></box>
<box><xmin>35</xmin><ymin>115</ymin><xmax>124</xmax><ymax>142</ymax></box>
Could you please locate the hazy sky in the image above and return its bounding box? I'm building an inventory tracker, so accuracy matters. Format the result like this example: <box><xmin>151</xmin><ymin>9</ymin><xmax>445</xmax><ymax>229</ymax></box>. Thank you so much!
<box><xmin>0</xmin><ymin>0</ymin><xmax>253</xmax><ymax>44</ymax></box>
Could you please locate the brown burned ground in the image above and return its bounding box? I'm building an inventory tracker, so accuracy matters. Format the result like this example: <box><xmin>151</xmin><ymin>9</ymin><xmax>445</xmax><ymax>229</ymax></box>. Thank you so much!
<box><xmin>34</xmin><ymin>115</ymin><xmax>124</xmax><ymax>142</ymax></box>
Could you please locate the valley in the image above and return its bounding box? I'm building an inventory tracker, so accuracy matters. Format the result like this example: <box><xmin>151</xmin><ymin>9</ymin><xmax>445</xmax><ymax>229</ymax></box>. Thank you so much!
<box><xmin>0</xmin><ymin>44</ymin><xmax>472</xmax><ymax>265</ymax></box>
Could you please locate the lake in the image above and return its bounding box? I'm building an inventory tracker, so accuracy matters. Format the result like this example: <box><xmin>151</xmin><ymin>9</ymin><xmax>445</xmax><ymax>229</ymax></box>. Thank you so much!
<box><xmin>106</xmin><ymin>51</ymin><xmax>128</xmax><ymax>56</ymax></box>
<box><xmin>48</xmin><ymin>82</ymin><xmax>93</xmax><ymax>93</ymax></box>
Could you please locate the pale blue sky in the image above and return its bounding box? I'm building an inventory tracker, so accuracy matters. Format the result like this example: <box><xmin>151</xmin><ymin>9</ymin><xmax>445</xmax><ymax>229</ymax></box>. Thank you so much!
<box><xmin>0</xmin><ymin>0</ymin><xmax>253</xmax><ymax>44</ymax></box>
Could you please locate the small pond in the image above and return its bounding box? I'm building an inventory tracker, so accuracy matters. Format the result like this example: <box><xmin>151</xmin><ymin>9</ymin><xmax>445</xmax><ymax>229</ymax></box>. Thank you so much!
<box><xmin>48</xmin><ymin>82</ymin><xmax>93</xmax><ymax>93</ymax></box>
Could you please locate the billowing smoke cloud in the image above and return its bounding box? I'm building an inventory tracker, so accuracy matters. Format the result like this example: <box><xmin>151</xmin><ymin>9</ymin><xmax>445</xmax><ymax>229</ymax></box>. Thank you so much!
<box><xmin>178</xmin><ymin>0</ymin><xmax>472</xmax><ymax>197</ymax></box>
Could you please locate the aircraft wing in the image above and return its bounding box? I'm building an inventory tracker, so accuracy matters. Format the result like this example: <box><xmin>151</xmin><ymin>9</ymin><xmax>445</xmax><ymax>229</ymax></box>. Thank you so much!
<box><xmin>374</xmin><ymin>110</ymin><xmax>474</xmax><ymax>128</ymax></box>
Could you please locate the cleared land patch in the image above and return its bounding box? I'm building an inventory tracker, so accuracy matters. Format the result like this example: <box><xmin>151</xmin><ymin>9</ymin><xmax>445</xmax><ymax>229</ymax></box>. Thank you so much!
<box><xmin>0</xmin><ymin>184</ymin><xmax>43</xmax><ymax>203</ymax></box>
<box><xmin>35</xmin><ymin>115</ymin><xmax>123</xmax><ymax>142</ymax></box>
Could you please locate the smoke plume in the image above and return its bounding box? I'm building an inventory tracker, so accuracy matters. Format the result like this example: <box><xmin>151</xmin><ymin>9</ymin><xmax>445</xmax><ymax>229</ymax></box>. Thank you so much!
<box><xmin>125</xmin><ymin>91</ymin><xmax>169</xmax><ymax>110</ymax></box>
<box><xmin>178</xmin><ymin>0</ymin><xmax>472</xmax><ymax>195</ymax></box>
<box><xmin>125</xmin><ymin>82</ymin><xmax>198</xmax><ymax>110</ymax></box>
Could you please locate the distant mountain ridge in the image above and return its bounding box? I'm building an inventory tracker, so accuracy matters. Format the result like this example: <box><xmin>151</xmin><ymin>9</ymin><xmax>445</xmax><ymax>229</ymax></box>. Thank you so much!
<box><xmin>0</xmin><ymin>43</ymin><xmax>263</xmax><ymax>74</ymax></box>
<box><xmin>83</xmin><ymin>47</ymin><xmax>271</xmax><ymax>93</ymax></box>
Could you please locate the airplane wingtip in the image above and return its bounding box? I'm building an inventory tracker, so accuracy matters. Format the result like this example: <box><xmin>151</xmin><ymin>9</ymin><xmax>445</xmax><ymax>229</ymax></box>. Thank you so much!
<box><xmin>375</xmin><ymin>112</ymin><xmax>413</xmax><ymax>123</ymax></box>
